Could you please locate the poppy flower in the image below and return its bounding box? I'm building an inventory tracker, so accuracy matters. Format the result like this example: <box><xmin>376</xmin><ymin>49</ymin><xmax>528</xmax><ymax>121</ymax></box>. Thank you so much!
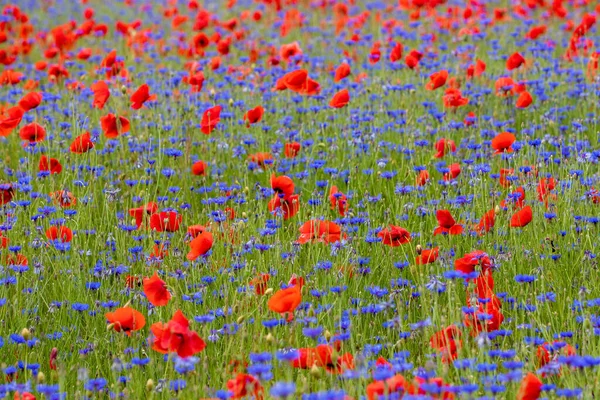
<box><xmin>442</xmin><ymin>88</ymin><xmax>469</xmax><ymax>108</ymax></box>
<box><xmin>536</xmin><ymin>341</ymin><xmax>576</xmax><ymax>367</ymax></box>
<box><xmin>329</xmin><ymin>186</ymin><xmax>348</xmax><ymax>216</ymax></box>
<box><xmin>200</xmin><ymin>105</ymin><xmax>221</xmax><ymax>134</ymax></box>
<box><xmin>268</xmin><ymin>194</ymin><xmax>299</xmax><ymax>220</ymax></box>
<box><xmin>334</xmin><ymin>62</ymin><xmax>351</xmax><ymax>82</ymax></box>
<box><xmin>517</xmin><ymin>373</ymin><xmax>542</xmax><ymax>400</ymax></box>
<box><xmin>294</xmin><ymin>344</ymin><xmax>353</xmax><ymax>374</ymax></box>
<box><xmin>378</xmin><ymin>225</ymin><xmax>411</xmax><ymax>246</ymax></box>
<box><xmin>130</xmin><ymin>83</ymin><xmax>156</xmax><ymax>109</ymax></box>
<box><xmin>105</xmin><ymin>307</ymin><xmax>146</xmax><ymax>336</ymax></box>
<box><xmin>303</xmin><ymin>77</ymin><xmax>321</xmax><ymax>96</ymax></box>
<box><xmin>70</xmin><ymin>131</ymin><xmax>95</xmax><ymax>153</ymax></box>
<box><xmin>526</xmin><ymin>25</ymin><xmax>547</xmax><ymax>40</ymax></box>
<box><xmin>516</xmin><ymin>91</ymin><xmax>533</xmax><ymax>108</ymax></box>
<box><xmin>474</xmin><ymin>208</ymin><xmax>496</xmax><ymax>235</ymax></box>
<box><xmin>389</xmin><ymin>42</ymin><xmax>403</xmax><ymax>62</ymax></box>
<box><xmin>0</xmin><ymin>184</ymin><xmax>14</xmax><ymax>205</ymax></box>
<box><xmin>501</xmin><ymin>186</ymin><xmax>526</xmax><ymax>209</ymax></box>
<box><xmin>491</xmin><ymin>132</ymin><xmax>516</xmax><ymax>154</ymax></box>
<box><xmin>434</xmin><ymin>138</ymin><xmax>456</xmax><ymax>158</ymax></box>
<box><xmin>495</xmin><ymin>76</ymin><xmax>516</xmax><ymax>97</ymax></box>
<box><xmin>143</xmin><ymin>272</ymin><xmax>171</xmax><ymax>307</ymax></box>
<box><xmin>6</xmin><ymin>253</ymin><xmax>28</xmax><ymax>266</ymax></box>
<box><xmin>149</xmin><ymin>211</ymin><xmax>182</xmax><ymax>232</ymax></box>
<box><xmin>226</xmin><ymin>374</ymin><xmax>264</xmax><ymax>399</ymax></box>
<box><xmin>39</xmin><ymin>155</ymin><xmax>62</xmax><ymax>174</ymax></box>
<box><xmin>416</xmin><ymin>247</ymin><xmax>439</xmax><ymax>265</ymax></box>
<box><xmin>100</xmin><ymin>113</ymin><xmax>130</xmax><ymax>138</ymax></box>
<box><xmin>366</xmin><ymin>374</ymin><xmax>409</xmax><ymax>400</ymax></box>
<box><xmin>267</xmin><ymin>279</ymin><xmax>302</xmax><ymax>321</ymax></box>
<box><xmin>0</xmin><ymin>69</ymin><xmax>23</xmax><ymax>85</ymax></box>
<box><xmin>416</xmin><ymin>169</ymin><xmax>429</xmax><ymax>186</ymax></box>
<box><xmin>271</xmin><ymin>174</ymin><xmax>294</xmax><ymax>198</ymax></box>
<box><xmin>279</xmin><ymin>69</ymin><xmax>308</xmax><ymax>92</ymax></box>
<box><xmin>426</xmin><ymin>70</ymin><xmax>448</xmax><ymax>90</ymax></box>
<box><xmin>405</xmin><ymin>50</ymin><xmax>422</xmax><ymax>69</ymax></box>
<box><xmin>434</xmin><ymin>210</ymin><xmax>464</xmax><ymax>235</ymax></box>
<box><xmin>329</xmin><ymin>89</ymin><xmax>350</xmax><ymax>108</ymax></box>
<box><xmin>466</xmin><ymin>59</ymin><xmax>486</xmax><ymax>79</ymax></box>
<box><xmin>248</xmin><ymin>152</ymin><xmax>274</xmax><ymax>167</ymax></box>
<box><xmin>430</xmin><ymin>325</ymin><xmax>462</xmax><ymax>362</ymax></box>
<box><xmin>192</xmin><ymin>160</ymin><xmax>207</xmax><ymax>176</ymax></box>
<box><xmin>455</xmin><ymin>250</ymin><xmax>492</xmax><ymax>276</ymax></box>
<box><xmin>187</xmin><ymin>71</ymin><xmax>205</xmax><ymax>92</ymax></box>
<box><xmin>250</xmin><ymin>273</ymin><xmax>270</xmax><ymax>295</ymax></box>
<box><xmin>129</xmin><ymin>202</ymin><xmax>158</xmax><ymax>229</ymax></box>
<box><xmin>45</xmin><ymin>226</ymin><xmax>73</xmax><ymax>242</ymax></box>
<box><xmin>187</xmin><ymin>230</ymin><xmax>214</xmax><ymax>261</ymax></box>
<box><xmin>280</xmin><ymin>41</ymin><xmax>303</xmax><ymax>63</ymax></box>
<box><xmin>0</xmin><ymin>106</ymin><xmax>24</xmax><ymax>136</ymax></box>
<box><xmin>150</xmin><ymin>310</ymin><xmax>206</xmax><ymax>357</ymax></box>
<box><xmin>18</xmin><ymin>92</ymin><xmax>42</xmax><ymax>111</ymax></box>
<box><xmin>243</xmin><ymin>105</ymin><xmax>264</xmax><ymax>126</ymax></box>
<box><xmin>443</xmin><ymin>163</ymin><xmax>461</xmax><ymax>181</ymax></box>
<box><xmin>499</xmin><ymin>168</ymin><xmax>514</xmax><ymax>188</ymax></box>
<box><xmin>19</xmin><ymin>123</ymin><xmax>45</xmax><ymax>142</ymax></box>
<box><xmin>510</xmin><ymin>205</ymin><xmax>533</xmax><ymax>228</ymax></box>
<box><xmin>297</xmin><ymin>220</ymin><xmax>346</xmax><ymax>244</ymax></box>
<box><xmin>91</xmin><ymin>80</ymin><xmax>110</xmax><ymax>109</ymax></box>
<box><xmin>284</xmin><ymin>142</ymin><xmax>301</xmax><ymax>158</ymax></box>
<box><xmin>0</xmin><ymin>232</ymin><xmax>8</xmax><ymax>248</ymax></box>
<box><xmin>464</xmin><ymin>299</ymin><xmax>504</xmax><ymax>335</ymax></box>
<box><xmin>50</xmin><ymin>190</ymin><xmax>77</xmax><ymax>207</ymax></box>
<box><xmin>506</xmin><ymin>52</ymin><xmax>526</xmax><ymax>70</ymax></box>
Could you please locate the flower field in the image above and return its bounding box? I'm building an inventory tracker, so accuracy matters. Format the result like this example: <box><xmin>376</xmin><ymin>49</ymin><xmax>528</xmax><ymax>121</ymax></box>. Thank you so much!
<box><xmin>1</xmin><ymin>0</ymin><xmax>600</xmax><ymax>398</ymax></box>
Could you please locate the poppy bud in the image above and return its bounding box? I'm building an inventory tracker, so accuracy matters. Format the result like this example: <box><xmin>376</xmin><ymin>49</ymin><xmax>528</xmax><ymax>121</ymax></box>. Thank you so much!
<box><xmin>494</xmin><ymin>205</ymin><xmax>501</xmax><ymax>213</ymax></box>
<box><xmin>228</xmin><ymin>98</ymin><xmax>234</xmax><ymax>106</ymax></box>
<box><xmin>37</xmin><ymin>371</ymin><xmax>45</xmax><ymax>383</ymax></box>
<box><xmin>106</xmin><ymin>323</ymin><xmax>116</xmax><ymax>331</ymax></box>
<box><xmin>21</xmin><ymin>328</ymin><xmax>31</xmax><ymax>340</ymax></box>
<box><xmin>120</xmin><ymin>85</ymin><xmax>127</xmax><ymax>94</ymax></box>
<box><xmin>146</xmin><ymin>379</ymin><xmax>154</xmax><ymax>391</ymax></box>
<box><xmin>265</xmin><ymin>333</ymin><xmax>275</xmax><ymax>343</ymax></box>
<box><xmin>236</xmin><ymin>315</ymin><xmax>245</xmax><ymax>324</ymax></box>
<box><xmin>264</xmin><ymin>288</ymin><xmax>273</xmax><ymax>295</ymax></box>
<box><xmin>416</xmin><ymin>244</ymin><xmax>422</xmax><ymax>255</ymax></box>
<box><xmin>582</xmin><ymin>317</ymin><xmax>593</xmax><ymax>331</ymax></box>
<box><xmin>324</xmin><ymin>330</ymin><xmax>332</xmax><ymax>341</ymax></box>
<box><xmin>309</xmin><ymin>364</ymin><xmax>322</xmax><ymax>378</ymax></box>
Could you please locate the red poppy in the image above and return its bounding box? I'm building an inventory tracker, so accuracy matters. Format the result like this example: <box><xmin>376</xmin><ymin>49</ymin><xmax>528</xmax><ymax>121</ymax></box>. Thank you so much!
<box><xmin>0</xmin><ymin>232</ymin><xmax>8</xmax><ymax>248</ymax></box>
<box><xmin>517</xmin><ymin>373</ymin><xmax>542</xmax><ymax>400</ymax></box>
<box><xmin>389</xmin><ymin>42</ymin><xmax>403</xmax><ymax>62</ymax></box>
<box><xmin>50</xmin><ymin>190</ymin><xmax>77</xmax><ymax>207</ymax></box>
<box><xmin>18</xmin><ymin>92</ymin><xmax>42</xmax><ymax>111</ymax></box>
<box><xmin>187</xmin><ymin>230</ymin><xmax>214</xmax><ymax>261</ymax></box>
<box><xmin>334</xmin><ymin>62</ymin><xmax>351</xmax><ymax>82</ymax></box>
<box><xmin>511</xmin><ymin>205</ymin><xmax>533</xmax><ymax>228</ymax></box>
<box><xmin>434</xmin><ymin>210</ymin><xmax>464</xmax><ymax>235</ymax></box>
<box><xmin>442</xmin><ymin>88</ymin><xmax>469</xmax><ymax>108</ymax></box>
<box><xmin>297</xmin><ymin>220</ymin><xmax>346</xmax><ymax>244</ymax></box>
<box><xmin>200</xmin><ymin>105</ymin><xmax>221</xmax><ymax>134</ymax></box>
<box><xmin>516</xmin><ymin>91</ymin><xmax>533</xmax><ymax>108</ymax></box>
<box><xmin>367</xmin><ymin>374</ymin><xmax>409</xmax><ymax>400</ymax></box>
<box><xmin>526</xmin><ymin>25</ymin><xmax>547</xmax><ymax>40</ymax></box>
<box><xmin>192</xmin><ymin>160</ymin><xmax>207</xmax><ymax>176</ymax></box>
<box><xmin>464</xmin><ymin>298</ymin><xmax>504</xmax><ymax>335</ymax></box>
<box><xmin>278</xmin><ymin>69</ymin><xmax>308</xmax><ymax>92</ymax></box>
<box><xmin>150</xmin><ymin>310</ymin><xmax>206</xmax><ymax>357</ymax></box>
<box><xmin>280</xmin><ymin>41</ymin><xmax>303</xmax><ymax>63</ymax></box>
<box><xmin>149</xmin><ymin>211</ymin><xmax>182</xmax><ymax>232</ymax></box>
<box><xmin>105</xmin><ymin>307</ymin><xmax>146</xmax><ymax>336</ymax></box>
<box><xmin>129</xmin><ymin>202</ymin><xmax>158</xmax><ymax>229</ymax></box>
<box><xmin>329</xmin><ymin>89</ymin><xmax>350</xmax><ymax>108</ymax></box>
<box><xmin>405</xmin><ymin>50</ymin><xmax>422</xmax><ymax>69</ymax></box>
<box><xmin>466</xmin><ymin>59</ymin><xmax>486</xmax><ymax>79</ymax></box>
<box><xmin>426</xmin><ymin>70</ymin><xmax>448</xmax><ymax>90</ymax></box>
<box><xmin>100</xmin><ymin>114</ymin><xmax>130</xmax><ymax>138</ymax></box>
<box><xmin>416</xmin><ymin>169</ymin><xmax>429</xmax><ymax>186</ymax></box>
<box><xmin>45</xmin><ymin>226</ymin><xmax>73</xmax><ymax>242</ymax></box>
<box><xmin>434</xmin><ymin>138</ymin><xmax>456</xmax><ymax>158</ymax></box>
<box><xmin>284</xmin><ymin>142</ymin><xmax>301</xmax><ymax>158</ymax></box>
<box><xmin>19</xmin><ymin>123</ymin><xmax>45</xmax><ymax>142</ymax></box>
<box><xmin>506</xmin><ymin>52</ymin><xmax>526</xmax><ymax>70</ymax></box>
<box><xmin>430</xmin><ymin>325</ymin><xmax>462</xmax><ymax>362</ymax></box>
<box><xmin>416</xmin><ymin>247</ymin><xmax>439</xmax><ymax>265</ymax></box>
<box><xmin>91</xmin><ymin>80</ymin><xmax>110</xmax><ymax>109</ymax></box>
<box><xmin>243</xmin><ymin>105</ymin><xmax>264</xmax><ymax>126</ymax></box>
<box><xmin>130</xmin><ymin>83</ymin><xmax>156</xmax><ymax>109</ymax></box>
<box><xmin>474</xmin><ymin>208</ymin><xmax>496</xmax><ymax>235</ymax></box>
<box><xmin>226</xmin><ymin>374</ymin><xmax>264</xmax><ymax>400</ymax></box>
<box><xmin>0</xmin><ymin>106</ymin><xmax>24</xmax><ymax>136</ymax></box>
<box><xmin>491</xmin><ymin>132</ymin><xmax>516</xmax><ymax>154</ymax></box>
<box><xmin>501</xmin><ymin>186</ymin><xmax>526</xmax><ymax>209</ymax></box>
<box><xmin>268</xmin><ymin>279</ymin><xmax>302</xmax><ymax>321</ymax></box>
<box><xmin>0</xmin><ymin>184</ymin><xmax>14</xmax><ymax>205</ymax></box>
<box><xmin>248</xmin><ymin>152</ymin><xmax>274</xmax><ymax>167</ymax></box>
<box><xmin>536</xmin><ymin>341</ymin><xmax>576</xmax><ymax>368</ymax></box>
<box><xmin>6</xmin><ymin>253</ymin><xmax>28</xmax><ymax>266</ymax></box>
<box><xmin>378</xmin><ymin>225</ymin><xmax>411</xmax><ymax>246</ymax></box>
<box><xmin>250</xmin><ymin>274</ymin><xmax>270</xmax><ymax>295</ymax></box>
<box><xmin>499</xmin><ymin>168</ymin><xmax>514</xmax><ymax>188</ymax></box>
<box><xmin>143</xmin><ymin>272</ymin><xmax>171</xmax><ymax>307</ymax></box>
<box><xmin>495</xmin><ymin>77</ymin><xmax>516</xmax><ymax>97</ymax></box>
<box><xmin>187</xmin><ymin>71</ymin><xmax>204</xmax><ymax>92</ymax></box>
<box><xmin>70</xmin><ymin>131</ymin><xmax>95</xmax><ymax>153</ymax></box>
<box><xmin>39</xmin><ymin>155</ymin><xmax>62</xmax><ymax>174</ymax></box>
<box><xmin>443</xmin><ymin>163</ymin><xmax>461</xmax><ymax>180</ymax></box>
<box><xmin>536</xmin><ymin>177</ymin><xmax>556</xmax><ymax>202</ymax></box>
<box><xmin>268</xmin><ymin>194</ymin><xmax>299</xmax><ymax>220</ymax></box>
<box><xmin>271</xmin><ymin>174</ymin><xmax>294</xmax><ymax>198</ymax></box>
<box><xmin>455</xmin><ymin>250</ymin><xmax>492</xmax><ymax>276</ymax></box>
<box><xmin>329</xmin><ymin>186</ymin><xmax>348</xmax><ymax>216</ymax></box>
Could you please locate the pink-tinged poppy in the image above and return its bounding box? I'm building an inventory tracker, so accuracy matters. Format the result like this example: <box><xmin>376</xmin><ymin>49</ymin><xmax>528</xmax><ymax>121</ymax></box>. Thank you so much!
<box><xmin>200</xmin><ymin>105</ymin><xmax>221</xmax><ymax>134</ymax></box>
<box><xmin>416</xmin><ymin>247</ymin><xmax>439</xmax><ymax>265</ymax></box>
<box><xmin>191</xmin><ymin>160</ymin><xmax>207</xmax><ymax>176</ymax></box>
<box><xmin>100</xmin><ymin>113</ymin><xmax>130</xmax><ymax>138</ymax></box>
<box><xmin>70</xmin><ymin>131</ymin><xmax>95</xmax><ymax>153</ymax></box>
<box><xmin>91</xmin><ymin>80</ymin><xmax>110</xmax><ymax>109</ymax></box>
<box><xmin>329</xmin><ymin>89</ymin><xmax>350</xmax><ymax>108</ymax></box>
<box><xmin>149</xmin><ymin>211</ymin><xmax>182</xmax><ymax>232</ymax></box>
<box><xmin>510</xmin><ymin>205</ymin><xmax>533</xmax><ymax>228</ymax></box>
<box><xmin>378</xmin><ymin>225</ymin><xmax>411</xmax><ymax>246</ymax></box>
<box><xmin>491</xmin><ymin>132</ymin><xmax>516</xmax><ymax>154</ymax></box>
<box><xmin>0</xmin><ymin>107</ymin><xmax>24</xmax><ymax>136</ymax></box>
<box><xmin>426</xmin><ymin>70</ymin><xmax>448</xmax><ymax>90</ymax></box>
<box><xmin>243</xmin><ymin>105</ymin><xmax>264</xmax><ymax>126</ymax></box>
<box><xmin>18</xmin><ymin>92</ymin><xmax>42</xmax><ymax>111</ymax></box>
<box><xmin>187</xmin><ymin>230</ymin><xmax>213</xmax><ymax>261</ymax></box>
<box><xmin>434</xmin><ymin>138</ymin><xmax>456</xmax><ymax>158</ymax></box>
<box><xmin>434</xmin><ymin>209</ymin><xmax>464</xmax><ymax>235</ymax></box>
<box><xmin>39</xmin><ymin>155</ymin><xmax>62</xmax><ymax>174</ymax></box>
<box><xmin>19</xmin><ymin>123</ymin><xmax>45</xmax><ymax>142</ymax></box>
<box><xmin>130</xmin><ymin>84</ymin><xmax>156</xmax><ymax>109</ymax></box>
<box><xmin>334</xmin><ymin>63</ymin><xmax>351</xmax><ymax>82</ymax></box>
<box><xmin>506</xmin><ymin>52</ymin><xmax>526</xmax><ymax>70</ymax></box>
<box><xmin>516</xmin><ymin>91</ymin><xmax>533</xmax><ymax>108</ymax></box>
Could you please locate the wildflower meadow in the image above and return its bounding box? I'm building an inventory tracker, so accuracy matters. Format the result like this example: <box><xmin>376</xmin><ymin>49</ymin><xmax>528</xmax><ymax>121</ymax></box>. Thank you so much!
<box><xmin>1</xmin><ymin>0</ymin><xmax>600</xmax><ymax>398</ymax></box>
